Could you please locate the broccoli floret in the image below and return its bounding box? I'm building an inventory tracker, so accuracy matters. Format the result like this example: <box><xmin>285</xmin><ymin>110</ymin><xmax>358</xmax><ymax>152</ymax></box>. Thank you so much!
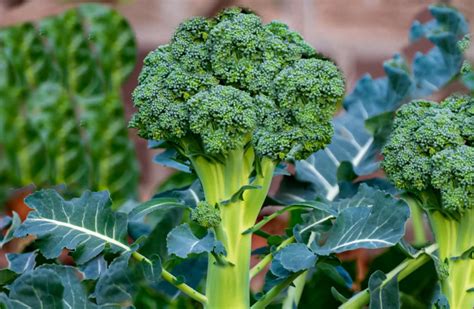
<box><xmin>129</xmin><ymin>7</ymin><xmax>344</xmax><ymax>162</ymax></box>
<box><xmin>431</xmin><ymin>145</ymin><xmax>474</xmax><ymax>214</ymax></box>
<box><xmin>188</xmin><ymin>85</ymin><xmax>257</xmax><ymax>155</ymax></box>
<box><xmin>441</xmin><ymin>94</ymin><xmax>474</xmax><ymax>142</ymax></box>
<box><xmin>191</xmin><ymin>201</ymin><xmax>221</xmax><ymax>228</ymax></box>
<box><xmin>382</xmin><ymin>94</ymin><xmax>474</xmax><ymax>308</ymax></box>
<box><xmin>171</xmin><ymin>17</ymin><xmax>211</xmax><ymax>71</ymax></box>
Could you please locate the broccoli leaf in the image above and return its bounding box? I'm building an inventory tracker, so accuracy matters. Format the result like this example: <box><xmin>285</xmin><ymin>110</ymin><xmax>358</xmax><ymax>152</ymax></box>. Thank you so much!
<box><xmin>15</xmin><ymin>189</ymin><xmax>129</xmax><ymax>264</ymax></box>
<box><xmin>6</xmin><ymin>252</ymin><xmax>36</xmax><ymax>274</ymax></box>
<box><xmin>94</xmin><ymin>252</ymin><xmax>162</xmax><ymax>306</ymax></box>
<box><xmin>79</xmin><ymin>254</ymin><xmax>108</xmax><ymax>280</ymax></box>
<box><xmin>154</xmin><ymin>148</ymin><xmax>192</xmax><ymax>173</ymax></box>
<box><xmin>0</xmin><ymin>212</ymin><xmax>20</xmax><ymax>248</ymax></box>
<box><xmin>220</xmin><ymin>184</ymin><xmax>262</xmax><ymax>206</ymax></box>
<box><xmin>94</xmin><ymin>253</ymin><xmax>134</xmax><ymax>306</ymax></box>
<box><xmin>270</xmin><ymin>243</ymin><xmax>317</xmax><ymax>277</ymax></box>
<box><xmin>40</xmin><ymin>265</ymin><xmax>97</xmax><ymax>308</ymax></box>
<box><xmin>4</xmin><ymin>268</ymin><xmax>64</xmax><ymax>309</ymax></box>
<box><xmin>167</xmin><ymin>224</ymin><xmax>219</xmax><ymax>259</ymax></box>
<box><xmin>308</xmin><ymin>185</ymin><xmax>410</xmax><ymax>255</ymax></box>
<box><xmin>153</xmin><ymin>180</ymin><xmax>204</xmax><ymax>208</ymax></box>
<box><xmin>368</xmin><ymin>270</ymin><xmax>400</xmax><ymax>309</ymax></box>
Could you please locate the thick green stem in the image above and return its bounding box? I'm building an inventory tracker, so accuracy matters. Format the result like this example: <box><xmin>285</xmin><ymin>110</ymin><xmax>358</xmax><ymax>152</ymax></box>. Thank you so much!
<box><xmin>191</xmin><ymin>148</ymin><xmax>275</xmax><ymax>309</ymax></box>
<box><xmin>340</xmin><ymin>244</ymin><xmax>438</xmax><ymax>309</ymax></box>
<box><xmin>408</xmin><ymin>200</ymin><xmax>427</xmax><ymax>246</ymax></box>
<box><xmin>428</xmin><ymin>210</ymin><xmax>474</xmax><ymax>309</ymax></box>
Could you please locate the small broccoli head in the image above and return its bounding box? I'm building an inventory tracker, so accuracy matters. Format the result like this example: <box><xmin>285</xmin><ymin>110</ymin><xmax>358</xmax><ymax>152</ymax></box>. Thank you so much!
<box><xmin>431</xmin><ymin>145</ymin><xmax>474</xmax><ymax>214</ymax></box>
<box><xmin>191</xmin><ymin>201</ymin><xmax>221</xmax><ymax>228</ymax></box>
<box><xmin>382</xmin><ymin>95</ymin><xmax>473</xmax><ymax>216</ymax></box>
<box><xmin>130</xmin><ymin>7</ymin><xmax>344</xmax><ymax>162</ymax></box>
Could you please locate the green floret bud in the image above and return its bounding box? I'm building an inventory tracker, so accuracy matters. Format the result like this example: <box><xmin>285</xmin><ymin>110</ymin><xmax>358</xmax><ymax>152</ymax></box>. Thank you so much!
<box><xmin>431</xmin><ymin>145</ymin><xmax>474</xmax><ymax>214</ymax></box>
<box><xmin>264</xmin><ymin>21</ymin><xmax>316</xmax><ymax>60</ymax></box>
<box><xmin>441</xmin><ymin>94</ymin><xmax>474</xmax><ymax>143</ymax></box>
<box><xmin>382</xmin><ymin>138</ymin><xmax>432</xmax><ymax>191</ymax></box>
<box><xmin>207</xmin><ymin>12</ymin><xmax>264</xmax><ymax>85</ymax></box>
<box><xmin>171</xmin><ymin>17</ymin><xmax>212</xmax><ymax>71</ymax></box>
<box><xmin>413</xmin><ymin>111</ymin><xmax>464</xmax><ymax>155</ymax></box>
<box><xmin>129</xmin><ymin>94</ymin><xmax>189</xmax><ymax>140</ymax></box>
<box><xmin>274</xmin><ymin>59</ymin><xmax>345</xmax><ymax>110</ymax></box>
<box><xmin>188</xmin><ymin>85</ymin><xmax>257</xmax><ymax>155</ymax></box>
<box><xmin>252</xmin><ymin>59</ymin><xmax>344</xmax><ymax>161</ymax></box>
<box><xmin>191</xmin><ymin>201</ymin><xmax>221</xmax><ymax>228</ymax></box>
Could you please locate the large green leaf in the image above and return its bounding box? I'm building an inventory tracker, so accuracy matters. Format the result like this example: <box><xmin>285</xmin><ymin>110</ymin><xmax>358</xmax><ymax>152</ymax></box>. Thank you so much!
<box><xmin>131</xmin><ymin>207</ymin><xmax>184</xmax><ymax>260</ymax></box>
<box><xmin>15</xmin><ymin>189</ymin><xmax>128</xmax><ymax>264</ymax></box>
<box><xmin>306</xmin><ymin>185</ymin><xmax>410</xmax><ymax>255</ymax></box>
<box><xmin>0</xmin><ymin>212</ymin><xmax>20</xmax><ymax>248</ymax></box>
<box><xmin>79</xmin><ymin>254</ymin><xmax>108</xmax><ymax>280</ymax></box>
<box><xmin>94</xmin><ymin>253</ymin><xmax>134</xmax><ymax>307</ymax></box>
<box><xmin>153</xmin><ymin>180</ymin><xmax>204</xmax><ymax>208</ymax></box>
<box><xmin>0</xmin><ymin>266</ymin><xmax>97</xmax><ymax>309</ymax></box>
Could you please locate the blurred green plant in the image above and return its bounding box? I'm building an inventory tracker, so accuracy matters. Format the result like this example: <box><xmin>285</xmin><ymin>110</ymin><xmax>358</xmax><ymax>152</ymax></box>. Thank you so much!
<box><xmin>0</xmin><ymin>4</ymin><xmax>138</xmax><ymax>203</ymax></box>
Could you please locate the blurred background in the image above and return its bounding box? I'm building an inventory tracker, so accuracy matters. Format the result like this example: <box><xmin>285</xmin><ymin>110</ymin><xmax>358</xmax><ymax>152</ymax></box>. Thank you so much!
<box><xmin>2</xmin><ymin>0</ymin><xmax>473</xmax><ymax>201</ymax></box>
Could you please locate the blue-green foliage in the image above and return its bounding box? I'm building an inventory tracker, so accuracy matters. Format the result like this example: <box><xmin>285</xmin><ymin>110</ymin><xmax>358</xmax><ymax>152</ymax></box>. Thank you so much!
<box><xmin>291</xmin><ymin>5</ymin><xmax>469</xmax><ymax>201</ymax></box>
<box><xmin>130</xmin><ymin>7</ymin><xmax>345</xmax><ymax>161</ymax></box>
<box><xmin>263</xmin><ymin>185</ymin><xmax>409</xmax><ymax>293</ymax></box>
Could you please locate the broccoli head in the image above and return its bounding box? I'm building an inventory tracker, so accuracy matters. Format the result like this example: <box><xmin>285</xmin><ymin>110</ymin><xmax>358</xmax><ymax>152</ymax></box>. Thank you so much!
<box><xmin>130</xmin><ymin>7</ymin><xmax>345</xmax><ymax>162</ymax></box>
<box><xmin>382</xmin><ymin>94</ymin><xmax>473</xmax><ymax>216</ymax></box>
<box><xmin>191</xmin><ymin>201</ymin><xmax>221</xmax><ymax>228</ymax></box>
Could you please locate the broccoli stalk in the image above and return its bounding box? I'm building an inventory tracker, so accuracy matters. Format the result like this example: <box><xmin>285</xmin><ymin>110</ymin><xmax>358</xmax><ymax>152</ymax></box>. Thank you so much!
<box><xmin>428</xmin><ymin>210</ymin><xmax>473</xmax><ymax>307</ymax></box>
<box><xmin>130</xmin><ymin>8</ymin><xmax>344</xmax><ymax>308</ymax></box>
<box><xmin>192</xmin><ymin>151</ymin><xmax>275</xmax><ymax>308</ymax></box>
<box><xmin>382</xmin><ymin>95</ymin><xmax>474</xmax><ymax>308</ymax></box>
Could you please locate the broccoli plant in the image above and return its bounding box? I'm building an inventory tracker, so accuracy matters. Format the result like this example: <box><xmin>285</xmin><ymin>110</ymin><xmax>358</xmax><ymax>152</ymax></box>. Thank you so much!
<box><xmin>0</xmin><ymin>7</ymin><xmax>415</xmax><ymax>309</ymax></box>
<box><xmin>129</xmin><ymin>7</ymin><xmax>346</xmax><ymax>308</ymax></box>
<box><xmin>126</xmin><ymin>7</ymin><xmax>415</xmax><ymax>308</ymax></box>
<box><xmin>9</xmin><ymin>4</ymin><xmax>474</xmax><ymax>308</ymax></box>
<box><xmin>381</xmin><ymin>95</ymin><xmax>473</xmax><ymax>308</ymax></box>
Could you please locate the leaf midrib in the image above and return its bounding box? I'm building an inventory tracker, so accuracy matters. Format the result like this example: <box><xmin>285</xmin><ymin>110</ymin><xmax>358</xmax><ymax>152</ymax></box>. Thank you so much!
<box><xmin>27</xmin><ymin>218</ymin><xmax>129</xmax><ymax>251</ymax></box>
